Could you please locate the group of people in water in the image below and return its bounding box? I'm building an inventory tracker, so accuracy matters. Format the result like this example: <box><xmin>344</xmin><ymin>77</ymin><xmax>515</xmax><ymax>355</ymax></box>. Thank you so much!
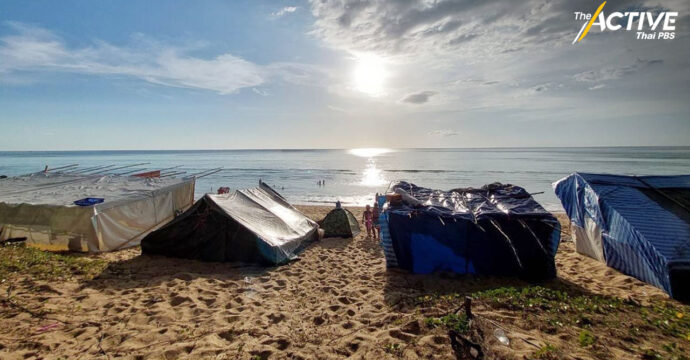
<box><xmin>317</xmin><ymin>179</ymin><xmax>326</xmax><ymax>187</ymax></box>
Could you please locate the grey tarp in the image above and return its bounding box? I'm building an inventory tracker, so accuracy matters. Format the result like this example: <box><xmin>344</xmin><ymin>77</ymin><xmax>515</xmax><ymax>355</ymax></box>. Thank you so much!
<box><xmin>0</xmin><ymin>173</ymin><xmax>195</xmax><ymax>252</ymax></box>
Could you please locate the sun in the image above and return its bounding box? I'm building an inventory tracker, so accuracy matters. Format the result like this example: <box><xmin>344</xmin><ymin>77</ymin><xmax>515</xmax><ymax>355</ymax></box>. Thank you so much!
<box><xmin>353</xmin><ymin>53</ymin><xmax>387</xmax><ymax>96</ymax></box>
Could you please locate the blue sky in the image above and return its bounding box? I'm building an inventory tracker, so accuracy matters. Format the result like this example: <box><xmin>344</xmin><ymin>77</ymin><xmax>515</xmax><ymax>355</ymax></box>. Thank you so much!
<box><xmin>1</xmin><ymin>0</ymin><xmax>689</xmax><ymax>150</ymax></box>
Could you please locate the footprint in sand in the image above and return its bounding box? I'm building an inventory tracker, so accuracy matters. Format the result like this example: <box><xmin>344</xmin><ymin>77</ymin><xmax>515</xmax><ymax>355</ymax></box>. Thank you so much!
<box><xmin>401</xmin><ymin>320</ymin><xmax>422</xmax><ymax>335</ymax></box>
<box><xmin>313</xmin><ymin>316</ymin><xmax>326</xmax><ymax>326</ymax></box>
<box><xmin>262</xmin><ymin>338</ymin><xmax>290</xmax><ymax>350</ymax></box>
<box><xmin>225</xmin><ymin>315</ymin><xmax>241</xmax><ymax>323</ymax></box>
<box><xmin>389</xmin><ymin>328</ymin><xmax>416</xmax><ymax>342</ymax></box>
<box><xmin>267</xmin><ymin>313</ymin><xmax>286</xmax><ymax>324</ymax></box>
<box><xmin>337</xmin><ymin>297</ymin><xmax>352</xmax><ymax>305</ymax></box>
<box><xmin>170</xmin><ymin>296</ymin><xmax>191</xmax><ymax>307</ymax></box>
<box><xmin>199</xmin><ymin>297</ymin><xmax>216</xmax><ymax>307</ymax></box>
<box><xmin>342</xmin><ymin>321</ymin><xmax>355</xmax><ymax>329</ymax></box>
<box><xmin>249</xmin><ymin>350</ymin><xmax>273</xmax><ymax>360</ymax></box>
<box><xmin>218</xmin><ymin>330</ymin><xmax>234</xmax><ymax>341</ymax></box>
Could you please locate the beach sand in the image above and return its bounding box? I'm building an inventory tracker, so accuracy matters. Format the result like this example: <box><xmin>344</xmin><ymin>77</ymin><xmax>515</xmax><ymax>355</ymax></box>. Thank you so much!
<box><xmin>0</xmin><ymin>206</ymin><xmax>682</xmax><ymax>359</ymax></box>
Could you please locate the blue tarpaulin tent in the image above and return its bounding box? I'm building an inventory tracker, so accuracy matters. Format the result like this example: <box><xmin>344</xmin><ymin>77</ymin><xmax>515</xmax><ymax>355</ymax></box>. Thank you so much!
<box><xmin>380</xmin><ymin>181</ymin><xmax>561</xmax><ymax>280</ymax></box>
<box><xmin>554</xmin><ymin>173</ymin><xmax>690</xmax><ymax>300</ymax></box>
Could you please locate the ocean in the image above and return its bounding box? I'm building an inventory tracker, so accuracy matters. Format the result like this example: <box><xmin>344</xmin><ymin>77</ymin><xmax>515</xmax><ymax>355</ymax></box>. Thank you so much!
<box><xmin>1</xmin><ymin>147</ymin><xmax>689</xmax><ymax>211</ymax></box>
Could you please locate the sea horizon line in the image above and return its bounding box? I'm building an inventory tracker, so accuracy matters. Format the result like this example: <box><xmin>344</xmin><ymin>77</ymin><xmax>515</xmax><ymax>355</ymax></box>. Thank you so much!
<box><xmin>1</xmin><ymin>145</ymin><xmax>690</xmax><ymax>153</ymax></box>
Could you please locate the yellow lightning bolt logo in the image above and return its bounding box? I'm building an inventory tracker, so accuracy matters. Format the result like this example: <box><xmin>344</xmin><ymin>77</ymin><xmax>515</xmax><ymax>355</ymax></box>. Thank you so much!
<box><xmin>573</xmin><ymin>1</ymin><xmax>606</xmax><ymax>44</ymax></box>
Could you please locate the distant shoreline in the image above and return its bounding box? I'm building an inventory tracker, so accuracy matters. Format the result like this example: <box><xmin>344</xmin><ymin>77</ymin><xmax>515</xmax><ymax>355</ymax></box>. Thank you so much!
<box><xmin>1</xmin><ymin>145</ymin><xmax>690</xmax><ymax>153</ymax></box>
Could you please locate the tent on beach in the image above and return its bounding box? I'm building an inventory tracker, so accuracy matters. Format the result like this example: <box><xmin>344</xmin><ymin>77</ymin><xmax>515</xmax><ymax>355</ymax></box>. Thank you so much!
<box><xmin>0</xmin><ymin>172</ymin><xmax>195</xmax><ymax>252</ymax></box>
<box><xmin>319</xmin><ymin>207</ymin><xmax>360</xmax><ymax>238</ymax></box>
<box><xmin>141</xmin><ymin>182</ymin><xmax>319</xmax><ymax>265</ymax></box>
<box><xmin>379</xmin><ymin>181</ymin><xmax>561</xmax><ymax>280</ymax></box>
<box><xmin>554</xmin><ymin>173</ymin><xmax>690</xmax><ymax>301</ymax></box>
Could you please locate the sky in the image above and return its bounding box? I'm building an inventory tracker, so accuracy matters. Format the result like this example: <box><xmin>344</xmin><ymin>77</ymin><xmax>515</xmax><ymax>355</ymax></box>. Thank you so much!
<box><xmin>0</xmin><ymin>0</ymin><xmax>689</xmax><ymax>150</ymax></box>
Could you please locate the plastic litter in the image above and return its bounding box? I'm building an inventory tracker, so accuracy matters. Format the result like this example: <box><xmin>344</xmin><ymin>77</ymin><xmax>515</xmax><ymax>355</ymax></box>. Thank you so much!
<box><xmin>36</xmin><ymin>323</ymin><xmax>60</xmax><ymax>334</ymax></box>
<box><xmin>73</xmin><ymin>197</ymin><xmax>104</xmax><ymax>206</ymax></box>
<box><xmin>493</xmin><ymin>328</ymin><xmax>509</xmax><ymax>346</ymax></box>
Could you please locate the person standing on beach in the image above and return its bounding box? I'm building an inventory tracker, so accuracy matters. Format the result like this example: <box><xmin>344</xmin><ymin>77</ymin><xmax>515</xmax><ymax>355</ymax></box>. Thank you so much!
<box><xmin>372</xmin><ymin>202</ymin><xmax>380</xmax><ymax>240</ymax></box>
<box><xmin>362</xmin><ymin>205</ymin><xmax>373</xmax><ymax>238</ymax></box>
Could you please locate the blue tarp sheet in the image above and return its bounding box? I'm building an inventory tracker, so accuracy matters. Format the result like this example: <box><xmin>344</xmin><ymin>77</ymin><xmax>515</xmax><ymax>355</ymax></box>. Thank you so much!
<box><xmin>554</xmin><ymin>173</ymin><xmax>690</xmax><ymax>300</ymax></box>
<box><xmin>382</xmin><ymin>181</ymin><xmax>561</xmax><ymax>280</ymax></box>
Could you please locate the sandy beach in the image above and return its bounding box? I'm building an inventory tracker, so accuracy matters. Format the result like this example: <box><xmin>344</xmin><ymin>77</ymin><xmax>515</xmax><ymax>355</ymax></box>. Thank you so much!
<box><xmin>0</xmin><ymin>206</ymin><xmax>686</xmax><ymax>360</ymax></box>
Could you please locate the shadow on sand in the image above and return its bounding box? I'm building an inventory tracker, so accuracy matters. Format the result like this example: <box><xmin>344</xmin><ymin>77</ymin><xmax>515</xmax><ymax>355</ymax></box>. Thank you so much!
<box><xmin>381</xmin><ymin>267</ymin><xmax>600</xmax><ymax>312</ymax></box>
<box><xmin>81</xmin><ymin>236</ymin><xmax>355</xmax><ymax>291</ymax></box>
<box><xmin>82</xmin><ymin>254</ymin><xmax>273</xmax><ymax>291</ymax></box>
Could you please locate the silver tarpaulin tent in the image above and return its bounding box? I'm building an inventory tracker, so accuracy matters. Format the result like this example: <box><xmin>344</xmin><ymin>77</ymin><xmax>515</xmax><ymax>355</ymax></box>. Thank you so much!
<box><xmin>141</xmin><ymin>182</ymin><xmax>319</xmax><ymax>265</ymax></box>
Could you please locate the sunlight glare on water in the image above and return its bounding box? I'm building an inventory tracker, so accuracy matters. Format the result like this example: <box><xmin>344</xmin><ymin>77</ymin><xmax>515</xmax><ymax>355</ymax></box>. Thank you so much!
<box><xmin>348</xmin><ymin>148</ymin><xmax>392</xmax><ymax>187</ymax></box>
<box><xmin>360</xmin><ymin>159</ymin><xmax>387</xmax><ymax>187</ymax></box>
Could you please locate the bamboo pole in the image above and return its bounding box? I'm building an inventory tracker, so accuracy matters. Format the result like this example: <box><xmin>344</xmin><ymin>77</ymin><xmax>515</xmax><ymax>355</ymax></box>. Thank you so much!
<box><xmin>44</xmin><ymin>164</ymin><xmax>79</xmax><ymax>172</ymax></box>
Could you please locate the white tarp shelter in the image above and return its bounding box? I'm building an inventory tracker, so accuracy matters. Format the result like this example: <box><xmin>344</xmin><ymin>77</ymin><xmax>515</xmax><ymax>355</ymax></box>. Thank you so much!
<box><xmin>0</xmin><ymin>173</ymin><xmax>195</xmax><ymax>252</ymax></box>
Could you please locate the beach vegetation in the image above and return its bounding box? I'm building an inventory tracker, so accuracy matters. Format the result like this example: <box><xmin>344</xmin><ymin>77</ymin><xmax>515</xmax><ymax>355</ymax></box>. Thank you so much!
<box><xmin>532</xmin><ymin>343</ymin><xmax>559</xmax><ymax>359</ymax></box>
<box><xmin>0</xmin><ymin>243</ymin><xmax>106</xmax><ymax>282</ymax></box>
<box><xmin>409</xmin><ymin>284</ymin><xmax>690</xmax><ymax>359</ymax></box>
<box><xmin>383</xmin><ymin>342</ymin><xmax>402</xmax><ymax>355</ymax></box>
<box><xmin>424</xmin><ymin>313</ymin><xmax>470</xmax><ymax>334</ymax></box>
<box><xmin>578</xmin><ymin>329</ymin><xmax>595</xmax><ymax>347</ymax></box>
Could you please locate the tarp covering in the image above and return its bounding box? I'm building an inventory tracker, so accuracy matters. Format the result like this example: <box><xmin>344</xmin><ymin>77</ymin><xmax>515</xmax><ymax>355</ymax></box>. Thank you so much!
<box><xmin>141</xmin><ymin>183</ymin><xmax>319</xmax><ymax>265</ymax></box>
<box><xmin>381</xmin><ymin>181</ymin><xmax>561</xmax><ymax>280</ymax></box>
<box><xmin>0</xmin><ymin>173</ymin><xmax>195</xmax><ymax>252</ymax></box>
<box><xmin>554</xmin><ymin>173</ymin><xmax>690</xmax><ymax>300</ymax></box>
<box><xmin>319</xmin><ymin>208</ymin><xmax>361</xmax><ymax>238</ymax></box>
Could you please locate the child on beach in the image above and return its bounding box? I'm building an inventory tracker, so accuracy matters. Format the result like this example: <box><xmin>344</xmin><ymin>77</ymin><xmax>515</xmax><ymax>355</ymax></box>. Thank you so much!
<box><xmin>372</xmin><ymin>203</ymin><xmax>380</xmax><ymax>240</ymax></box>
<box><xmin>363</xmin><ymin>205</ymin><xmax>373</xmax><ymax>238</ymax></box>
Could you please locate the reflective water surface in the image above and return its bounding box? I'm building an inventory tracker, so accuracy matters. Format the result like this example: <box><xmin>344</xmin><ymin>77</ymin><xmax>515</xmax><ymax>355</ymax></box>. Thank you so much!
<box><xmin>1</xmin><ymin>147</ymin><xmax>689</xmax><ymax>211</ymax></box>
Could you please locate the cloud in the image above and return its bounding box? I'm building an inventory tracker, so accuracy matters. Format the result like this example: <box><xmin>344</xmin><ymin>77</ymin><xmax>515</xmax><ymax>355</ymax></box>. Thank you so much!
<box><xmin>272</xmin><ymin>6</ymin><xmax>298</xmax><ymax>18</ymax></box>
<box><xmin>307</xmin><ymin>0</ymin><xmax>689</xmax><ymax>122</ymax></box>
<box><xmin>525</xmin><ymin>82</ymin><xmax>563</xmax><ymax>95</ymax></box>
<box><xmin>573</xmin><ymin>58</ymin><xmax>663</xmax><ymax>83</ymax></box>
<box><xmin>0</xmin><ymin>22</ymin><xmax>318</xmax><ymax>94</ymax></box>
<box><xmin>589</xmin><ymin>84</ymin><xmax>606</xmax><ymax>90</ymax></box>
<box><xmin>308</xmin><ymin>0</ymin><xmax>668</xmax><ymax>59</ymax></box>
<box><xmin>428</xmin><ymin>129</ymin><xmax>459</xmax><ymax>137</ymax></box>
<box><xmin>252</xmin><ymin>88</ymin><xmax>270</xmax><ymax>96</ymax></box>
<box><xmin>401</xmin><ymin>90</ymin><xmax>437</xmax><ymax>104</ymax></box>
<box><xmin>327</xmin><ymin>105</ymin><xmax>347</xmax><ymax>113</ymax></box>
